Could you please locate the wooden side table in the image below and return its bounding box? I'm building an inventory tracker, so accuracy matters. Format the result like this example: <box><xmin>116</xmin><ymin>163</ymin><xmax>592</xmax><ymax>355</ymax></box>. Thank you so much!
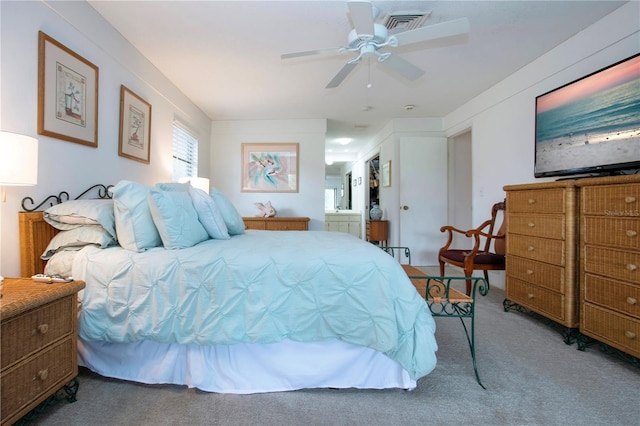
<box><xmin>366</xmin><ymin>220</ymin><xmax>388</xmax><ymax>247</ymax></box>
<box><xmin>0</xmin><ymin>278</ymin><xmax>85</xmax><ymax>425</ymax></box>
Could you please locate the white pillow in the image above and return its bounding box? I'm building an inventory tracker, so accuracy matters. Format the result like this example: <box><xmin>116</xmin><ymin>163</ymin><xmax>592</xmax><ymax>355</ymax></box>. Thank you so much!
<box><xmin>41</xmin><ymin>225</ymin><xmax>116</xmax><ymax>260</ymax></box>
<box><xmin>188</xmin><ymin>186</ymin><xmax>230</xmax><ymax>240</ymax></box>
<box><xmin>110</xmin><ymin>180</ymin><xmax>162</xmax><ymax>252</ymax></box>
<box><xmin>44</xmin><ymin>250</ymin><xmax>78</xmax><ymax>278</ymax></box>
<box><xmin>210</xmin><ymin>188</ymin><xmax>245</xmax><ymax>235</ymax></box>
<box><xmin>148</xmin><ymin>187</ymin><xmax>209</xmax><ymax>249</ymax></box>
<box><xmin>44</xmin><ymin>199</ymin><xmax>116</xmax><ymax>239</ymax></box>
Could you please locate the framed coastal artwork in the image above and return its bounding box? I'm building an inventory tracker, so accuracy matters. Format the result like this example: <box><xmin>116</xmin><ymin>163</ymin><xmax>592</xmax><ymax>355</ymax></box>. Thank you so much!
<box><xmin>118</xmin><ymin>85</ymin><xmax>152</xmax><ymax>164</ymax></box>
<box><xmin>37</xmin><ymin>31</ymin><xmax>99</xmax><ymax>147</ymax></box>
<box><xmin>241</xmin><ymin>143</ymin><xmax>299</xmax><ymax>192</ymax></box>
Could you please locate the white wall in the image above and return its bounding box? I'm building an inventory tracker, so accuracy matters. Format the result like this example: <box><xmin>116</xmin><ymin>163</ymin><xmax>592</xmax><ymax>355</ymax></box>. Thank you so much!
<box><xmin>210</xmin><ymin>119</ymin><xmax>326</xmax><ymax>230</ymax></box>
<box><xmin>444</xmin><ymin>1</ymin><xmax>639</xmax><ymax>226</ymax></box>
<box><xmin>0</xmin><ymin>1</ymin><xmax>211</xmax><ymax>277</ymax></box>
<box><xmin>442</xmin><ymin>1</ymin><xmax>639</xmax><ymax>288</ymax></box>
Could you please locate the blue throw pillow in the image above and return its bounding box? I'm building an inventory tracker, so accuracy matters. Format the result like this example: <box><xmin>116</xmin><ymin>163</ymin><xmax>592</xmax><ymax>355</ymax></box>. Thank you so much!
<box><xmin>210</xmin><ymin>188</ymin><xmax>245</xmax><ymax>235</ymax></box>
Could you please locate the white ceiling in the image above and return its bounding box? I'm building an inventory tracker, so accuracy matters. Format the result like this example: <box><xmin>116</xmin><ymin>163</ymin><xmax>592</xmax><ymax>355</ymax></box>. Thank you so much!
<box><xmin>87</xmin><ymin>0</ymin><xmax>627</xmax><ymax>161</ymax></box>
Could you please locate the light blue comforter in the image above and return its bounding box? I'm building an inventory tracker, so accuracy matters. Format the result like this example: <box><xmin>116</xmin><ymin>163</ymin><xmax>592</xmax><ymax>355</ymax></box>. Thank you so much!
<box><xmin>74</xmin><ymin>230</ymin><xmax>438</xmax><ymax>380</ymax></box>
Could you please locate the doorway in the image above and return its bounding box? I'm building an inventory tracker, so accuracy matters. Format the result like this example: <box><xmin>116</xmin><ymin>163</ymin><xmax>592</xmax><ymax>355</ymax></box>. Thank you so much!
<box><xmin>367</xmin><ymin>154</ymin><xmax>380</xmax><ymax>215</ymax></box>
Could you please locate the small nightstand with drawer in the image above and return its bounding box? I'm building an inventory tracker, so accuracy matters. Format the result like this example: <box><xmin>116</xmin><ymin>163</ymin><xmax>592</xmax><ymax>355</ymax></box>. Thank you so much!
<box><xmin>0</xmin><ymin>278</ymin><xmax>85</xmax><ymax>425</ymax></box>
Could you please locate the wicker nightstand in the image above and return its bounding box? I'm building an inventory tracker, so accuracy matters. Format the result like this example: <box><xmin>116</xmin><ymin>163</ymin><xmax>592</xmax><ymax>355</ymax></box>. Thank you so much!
<box><xmin>0</xmin><ymin>278</ymin><xmax>85</xmax><ymax>425</ymax></box>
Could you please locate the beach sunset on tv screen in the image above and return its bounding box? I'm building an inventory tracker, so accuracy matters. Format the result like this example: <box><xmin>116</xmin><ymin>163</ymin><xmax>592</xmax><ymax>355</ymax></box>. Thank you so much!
<box><xmin>535</xmin><ymin>54</ymin><xmax>640</xmax><ymax>177</ymax></box>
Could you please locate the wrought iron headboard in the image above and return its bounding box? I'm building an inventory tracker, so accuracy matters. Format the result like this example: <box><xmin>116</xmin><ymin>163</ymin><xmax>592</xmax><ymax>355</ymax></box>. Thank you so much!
<box><xmin>21</xmin><ymin>184</ymin><xmax>113</xmax><ymax>212</ymax></box>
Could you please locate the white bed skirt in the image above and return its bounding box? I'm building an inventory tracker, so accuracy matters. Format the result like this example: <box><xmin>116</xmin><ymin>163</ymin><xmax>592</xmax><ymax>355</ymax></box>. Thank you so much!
<box><xmin>78</xmin><ymin>338</ymin><xmax>416</xmax><ymax>394</ymax></box>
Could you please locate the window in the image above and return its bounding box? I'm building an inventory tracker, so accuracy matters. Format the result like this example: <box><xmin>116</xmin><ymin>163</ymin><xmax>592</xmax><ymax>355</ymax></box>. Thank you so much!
<box><xmin>172</xmin><ymin>121</ymin><xmax>198</xmax><ymax>181</ymax></box>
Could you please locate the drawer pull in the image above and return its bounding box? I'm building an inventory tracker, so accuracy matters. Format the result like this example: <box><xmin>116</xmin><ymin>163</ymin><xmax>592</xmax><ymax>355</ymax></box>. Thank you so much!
<box><xmin>37</xmin><ymin>324</ymin><xmax>49</xmax><ymax>334</ymax></box>
<box><xmin>527</xmin><ymin>293</ymin><xmax>535</xmax><ymax>299</ymax></box>
<box><xmin>37</xmin><ymin>369</ymin><xmax>49</xmax><ymax>381</ymax></box>
<box><xmin>626</xmin><ymin>264</ymin><xmax>637</xmax><ymax>272</ymax></box>
<box><xmin>526</xmin><ymin>269</ymin><xmax>534</xmax><ymax>275</ymax></box>
<box><xmin>527</xmin><ymin>246</ymin><xmax>535</xmax><ymax>252</ymax></box>
<box><xmin>624</xmin><ymin>331</ymin><xmax>636</xmax><ymax>340</ymax></box>
<box><xmin>528</xmin><ymin>222</ymin><xmax>535</xmax><ymax>228</ymax></box>
<box><xmin>527</xmin><ymin>199</ymin><xmax>536</xmax><ymax>205</ymax></box>
<box><xmin>627</xmin><ymin>230</ymin><xmax>638</xmax><ymax>237</ymax></box>
<box><xmin>625</xmin><ymin>196</ymin><xmax>637</xmax><ymax>204</ymax></box>
<box><xmin>627</xmin><ymin>297</ymin><xmax>638</xmax><ymax>305</ymax></box>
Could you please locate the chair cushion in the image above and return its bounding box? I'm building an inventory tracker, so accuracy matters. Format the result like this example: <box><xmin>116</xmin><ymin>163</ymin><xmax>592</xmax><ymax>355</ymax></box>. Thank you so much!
<box><xmin>440</xmin><ymin>249</ymin><xmax>505</xmax><ymax>266</ymax></box>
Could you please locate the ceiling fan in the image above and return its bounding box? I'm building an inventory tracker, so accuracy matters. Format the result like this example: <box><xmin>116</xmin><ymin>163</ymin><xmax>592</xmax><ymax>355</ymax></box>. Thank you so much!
<box><xmin>281</xmin><ymin>0</ymin><xmax>470</xmax><ymax>89</ymax></box>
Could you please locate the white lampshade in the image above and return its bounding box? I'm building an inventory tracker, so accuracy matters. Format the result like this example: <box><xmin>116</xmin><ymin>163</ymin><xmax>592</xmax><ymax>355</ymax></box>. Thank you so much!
<box><xmin>179</xmin><ymin>176</ymin><xmax>210</xmax><ymax>193</ymax></box>
<box><xmin>0</xmin><ymin>131</ymin><xmax>38</xmax><ymax>185</ymax></box>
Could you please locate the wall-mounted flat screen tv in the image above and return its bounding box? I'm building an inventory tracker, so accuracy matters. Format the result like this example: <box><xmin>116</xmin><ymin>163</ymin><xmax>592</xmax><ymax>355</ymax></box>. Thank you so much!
<box><xmin>534</xmin><ymin>53</ymin><xmax>640</xmax><ymax>178</ymax></box>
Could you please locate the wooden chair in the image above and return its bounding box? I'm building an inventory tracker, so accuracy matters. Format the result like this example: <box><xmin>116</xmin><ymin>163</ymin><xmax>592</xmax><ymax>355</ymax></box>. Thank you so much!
<box><xmin>438</xmin><ymin>201</ymin><xmax>506</xmax><ymax>295</ymax></box>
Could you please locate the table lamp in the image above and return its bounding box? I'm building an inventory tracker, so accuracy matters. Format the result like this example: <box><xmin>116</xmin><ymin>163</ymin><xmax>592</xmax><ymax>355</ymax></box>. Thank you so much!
<box><xmin>0</xmin><ymin>131</ymin><xmax>39</xmax><ymax>295</ymax></box>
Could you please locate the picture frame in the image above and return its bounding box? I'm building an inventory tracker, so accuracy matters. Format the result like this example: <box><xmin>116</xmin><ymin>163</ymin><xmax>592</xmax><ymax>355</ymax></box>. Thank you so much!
<box><xmin>37</xmin><ymin>31</ymin><xmax>99</xmax><ymax>147</ymax></box>
<box><xmin>118</xmin><ymin>85</ymin><xmax>152</xmax><ymax>164</ymax></box>
<box><xmin>382</xmin><ymin>161</ymin><xmax>391</xmax><ymax>187</ymax></box>
<box><xmin>241</xmin><ymin>143</ymin><xmax>298</xmax><ymax>192</ymax></box>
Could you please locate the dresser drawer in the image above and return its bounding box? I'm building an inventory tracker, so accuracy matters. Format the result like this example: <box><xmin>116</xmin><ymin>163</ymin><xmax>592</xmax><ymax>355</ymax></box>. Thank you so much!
<box><xmin>1</xmin><ymin>296</ymin><xmax>74</xmax><ymax>370</ymax></box>
<box><xmin>265</xmin><ymin>221</ymin><xmax>307</xmax><ymax>231</ymax></box>
<box><xmin>583</xmin><ymin>216</ymin><xmax>639</xmax><ymax>250</ymax></box>
<box><xmin>506</xmin><ymin>256</ymin><xmax>564</xmax><ymax>293</ymax></box>
<box><xmin>508</xmin><ymin>213</ymin><xmax>565</xmax><ymax>239</ymax></box>
<box><xmin>507</xmin><ymin>189</ymin><xmax>566</xmax><ymax>214</ymax></box>
<box><xmin>507</xmin><ymin>234</ymin><xmax>565</xmax><ymax>266</ymax></box>
<box><xmin>583</xmin><ymin>274</ymin><xmax>640</xmax><ymax>319</ymax></box>
<box><xmin>0</xmin><ymin>337</ymin><xmax>76</xmax><ymax>421</ymax></box>
<box><xmin>581</xmin><ymin>302</ymin><xmax>640</xmax><ymax>358</ymax></box>
<box><xmin>583</xmin><ymin>246</ymin><xmax>640</xmax><ymax>285</ymax></box>
<box><xmin>506</xmin><ymin>277</ymin><xmax>568</xmax><ymax>323</ymax></box>
<box><xmin>581</xmin><ymin>183</ymin><xmax>640</xmax><ymax>216</ymax></box>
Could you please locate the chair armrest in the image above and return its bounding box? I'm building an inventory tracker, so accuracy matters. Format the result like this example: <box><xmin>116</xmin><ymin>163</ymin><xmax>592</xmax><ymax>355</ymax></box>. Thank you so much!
<box><xmin>439</xmin><ymin>225</ymin><xmax>472</xmax><ymax>252</ymax></box>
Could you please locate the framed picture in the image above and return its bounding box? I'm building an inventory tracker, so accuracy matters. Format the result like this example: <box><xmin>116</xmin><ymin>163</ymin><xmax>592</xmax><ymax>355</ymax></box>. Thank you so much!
<box><xmin>241</xmin><ymin>143</ymin><xmax>298</xmax><ymax>192</ymax></box>
<box><xmin>382</xmin><ymin>161</ymin><xmax>391</xmax><ymax>187</ymax></box>
<box><xmin>118</xmin><ymin>85</ymin><xmax>152</xmax><ymax>164</ymax></box>
<box><xmin>37</xmin><ymin>31</ymin><xmax>99</xmax><ymax>147</ymax></box>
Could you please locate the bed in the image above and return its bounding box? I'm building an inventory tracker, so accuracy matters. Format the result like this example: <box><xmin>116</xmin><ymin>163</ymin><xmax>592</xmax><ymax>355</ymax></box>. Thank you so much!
<box><xmin>18</xmin><ymin>182</ymin><xmax>438</xmax><ymax>394</ymax></box>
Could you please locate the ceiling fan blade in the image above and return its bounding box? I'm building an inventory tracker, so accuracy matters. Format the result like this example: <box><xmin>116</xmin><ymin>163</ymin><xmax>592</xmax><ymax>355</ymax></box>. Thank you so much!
<box><xmin>326</xmin><ymin>62</ymin><xmax>359</xmax><ymax>88</ymax></box>
<box><xmin>348</xmin><ymin>0</ymin><xmax>374</xmax><ymax>35</ymax></box>
<box><xmin>394</xmin><ymin>17</ymin><xmax>470</xmax><ymax>46</ymax></box>
<box><xmin>379</xmin><ymin>54</ymin><xmax>425</xmax><ymax>81</ymax></box>
<box><xmin>281</xmin><ymin>47</ymin><xmax>342</xmax><ymax>59</ymax></box>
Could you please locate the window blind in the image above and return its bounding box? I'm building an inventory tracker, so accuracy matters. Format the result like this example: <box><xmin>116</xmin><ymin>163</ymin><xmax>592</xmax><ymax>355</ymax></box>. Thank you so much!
<box><xmin>172</xmin><ymin>121</ymin><xmax>198</xmax><ymax>180</ymax></box>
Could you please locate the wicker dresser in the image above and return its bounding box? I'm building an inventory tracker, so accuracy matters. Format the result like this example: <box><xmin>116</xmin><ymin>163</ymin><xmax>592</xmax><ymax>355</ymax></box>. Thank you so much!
<box><xmin>575</xmin><ymin>175</ymin><xmax>640</xmax><ymax>359</ymax></box>
<box><xmin>242</xmin><ymin>217</ymin><xmax>309</xmax><ymax>231</ymax></box>
<box><xmin>0</xmin><ymin>278</ymin><xmax>85</xmax><ymax>425</ymax></box>
<box><xmin>503</xmin><ymin>181</ymin><xmax>579</xmax><ymax>342</ymax></box>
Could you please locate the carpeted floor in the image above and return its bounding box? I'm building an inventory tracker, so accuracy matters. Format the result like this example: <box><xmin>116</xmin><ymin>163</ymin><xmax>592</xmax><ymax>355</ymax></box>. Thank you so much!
<box><xmin>27</xmin><ymin>269</ymin><xmax>640</xmax><ymax>426</ymax></box>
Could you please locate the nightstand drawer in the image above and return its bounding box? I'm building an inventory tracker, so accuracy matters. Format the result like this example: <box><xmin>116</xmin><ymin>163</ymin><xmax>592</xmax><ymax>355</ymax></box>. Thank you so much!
<box><xmin>0</xmin><ymin>337</ymin><xmax>76</xmax><ymax>421</ymax></box>
<box><xmin>581</xmin><ymin>302</ymin><xmax>640</xmax><ymax>358</ymax></box>
<box><xmin>506</xmin><ymin>277</ymin><xmax>565</xmax><ymax>323</ymax></box>
<box><xmin>506</xmin><ymin>256</ymin><xmax>564</xmax><ymax>293</ymax></box>
<box><xmin>1</xmin><ymin>296</ymin><xmax>74</xmax><ymax>370</ymax></box>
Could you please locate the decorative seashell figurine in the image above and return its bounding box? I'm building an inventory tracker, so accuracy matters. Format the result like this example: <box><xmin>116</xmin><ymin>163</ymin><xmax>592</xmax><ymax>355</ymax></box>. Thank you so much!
<box><xmin>255</xmin><ymin>201</ymin><xmax>277</xmax><ymax>217</ymax></box>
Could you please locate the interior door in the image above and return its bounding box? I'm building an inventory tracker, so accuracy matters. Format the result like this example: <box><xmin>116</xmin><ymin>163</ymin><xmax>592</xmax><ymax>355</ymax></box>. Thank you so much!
<box><xmin>399</xmin><ymin>136</ymin><xmax>448</xmax><ymax>266</ymax></box>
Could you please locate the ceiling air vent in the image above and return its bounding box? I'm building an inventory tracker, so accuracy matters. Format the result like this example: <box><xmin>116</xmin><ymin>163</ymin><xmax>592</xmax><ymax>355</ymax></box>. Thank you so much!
<box><xmin>383</xmin><ymin>11</ymin><xmax>431</xmax><ymax>33</ymax></box>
